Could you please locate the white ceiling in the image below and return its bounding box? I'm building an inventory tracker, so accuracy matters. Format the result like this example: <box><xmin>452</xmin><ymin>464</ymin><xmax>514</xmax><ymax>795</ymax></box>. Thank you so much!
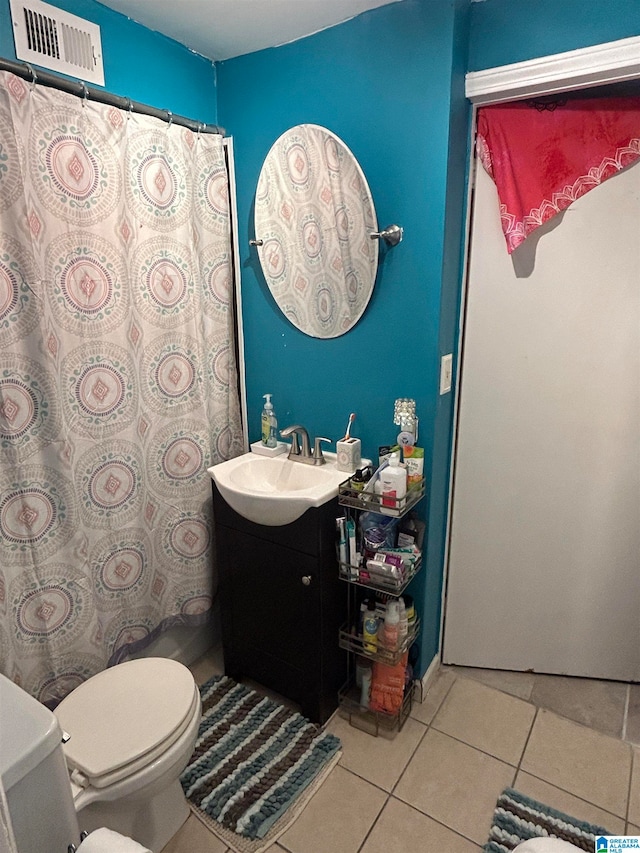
<box><xmin>96</xmin><ymin>0</ymin><xmax>404</xmax><ymax>62</ymax></box>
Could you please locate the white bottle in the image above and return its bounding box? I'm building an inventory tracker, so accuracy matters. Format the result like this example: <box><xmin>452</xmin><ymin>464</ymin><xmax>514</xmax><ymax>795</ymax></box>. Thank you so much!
<box><xmin>379</xmin><ymin>452</ymin><xmax>407</xmax><ymax>514</ymax></box>
<box><xmin>382</xmin><ymin>600</ymin><xmax>400</xmax><ymax>651</ymax></box>
<box><xmin>397</xmin><ymin>597</ymin><xmax>408</xmax><ymax>647</ymax></box>
<box><xmin>261</xmin><ymin>394</ymin><xmax>277</xmax><ymax>448</ymax></box>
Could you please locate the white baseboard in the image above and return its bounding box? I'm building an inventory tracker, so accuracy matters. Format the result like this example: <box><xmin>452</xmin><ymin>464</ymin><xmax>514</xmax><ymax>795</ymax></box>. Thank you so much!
<box><xmin>413</xmin><ymin>653</ymin><xmax>441</xmax><ymax>704</ymax></box>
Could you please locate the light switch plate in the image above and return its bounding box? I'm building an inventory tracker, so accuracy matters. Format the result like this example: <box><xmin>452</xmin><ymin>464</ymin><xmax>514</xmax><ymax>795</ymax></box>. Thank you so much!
<box><xmin>440</xmin><ymin>353</ymin><xmax>453</xmax><ymax>395</ymax></box>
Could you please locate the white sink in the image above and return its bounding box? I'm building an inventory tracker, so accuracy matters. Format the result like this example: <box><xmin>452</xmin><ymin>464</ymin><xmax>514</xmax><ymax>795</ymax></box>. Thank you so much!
<box><xmin>208</xmin><ymin>450</ymin><xmax>362</xmax><ymax>526</ymax></box>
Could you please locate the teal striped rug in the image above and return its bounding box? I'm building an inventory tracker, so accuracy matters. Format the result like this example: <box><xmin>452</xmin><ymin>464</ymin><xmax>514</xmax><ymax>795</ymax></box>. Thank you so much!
<box><xmin>181</xmin><ymin>675</ymin><xmax>341</xmax><ymax>846</ymax></box>
<box><xmin>485</xmin><ymin>787</ymin><xmax>611</xmax><ymax>852</ymax></box>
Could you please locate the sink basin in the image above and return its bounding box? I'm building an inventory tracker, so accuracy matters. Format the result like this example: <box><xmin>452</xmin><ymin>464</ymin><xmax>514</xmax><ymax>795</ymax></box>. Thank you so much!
<box><xmin>208</xmin><ymin>450</ymin><xmax>363</xmax><ymax>526</ymax></box>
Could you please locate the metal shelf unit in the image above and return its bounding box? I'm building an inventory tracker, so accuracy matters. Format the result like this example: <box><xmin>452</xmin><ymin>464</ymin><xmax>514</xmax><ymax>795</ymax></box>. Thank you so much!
<box><xmin>336</xmin><ymin>477</ymin><xmax>425</xmax><ymax>735</ymax></box>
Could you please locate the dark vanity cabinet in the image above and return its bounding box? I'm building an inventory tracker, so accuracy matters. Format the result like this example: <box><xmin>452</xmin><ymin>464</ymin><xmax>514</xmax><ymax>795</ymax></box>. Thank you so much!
<box><xmin>212</xmin><ymin>484</ymin><xmax>347</xmax><ymax>725</ymax></box>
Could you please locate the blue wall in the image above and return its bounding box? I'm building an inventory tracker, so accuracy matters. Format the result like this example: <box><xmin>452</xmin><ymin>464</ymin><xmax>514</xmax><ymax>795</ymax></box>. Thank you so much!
<box><xmin>0</xmin><ymin>0</ymin><xmax>470</xmax><ymax>678</ymax></box>
<box><xmin>217</xmin><ymin>0</ymin><xmax>471</xmax><ymax>675</ymax></box>
<box><xmin>469</xmin><ymin>0</ymin><xmax>640</xmax><ymax>70</ymax></box>
<box><xmin>0</xmin><ymin>0</ymin><xmax>217</xmax><ymax>122</ymax></box>
<box><xmin>11</xmin><ymin>0</ymin><xmax>639</xmax><ymax>680</ymax></box>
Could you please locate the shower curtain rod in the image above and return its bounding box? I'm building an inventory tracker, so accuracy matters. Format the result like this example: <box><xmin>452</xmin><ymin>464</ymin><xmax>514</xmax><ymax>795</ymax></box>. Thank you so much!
<box><xmin>0</xmin><ymin>56</ymin><xmax>225</xmax><ymax>135</ymax></box>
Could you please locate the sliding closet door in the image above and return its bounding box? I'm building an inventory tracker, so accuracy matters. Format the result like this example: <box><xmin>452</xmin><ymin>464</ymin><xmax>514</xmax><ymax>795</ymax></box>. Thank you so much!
<box><xmin>442</xmin><ymin>158</ymin><xmax>640</xmax><ymax>681</ymax></box>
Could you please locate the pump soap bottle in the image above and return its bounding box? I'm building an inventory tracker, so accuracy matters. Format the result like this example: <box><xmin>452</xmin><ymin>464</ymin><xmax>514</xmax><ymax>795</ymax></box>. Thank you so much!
<box><xmin>379</xmin><ymin>451</ymin><xmax>407</xmax><ymax>515</ymax></box>
<box><xmin>261</xmin><ymin>394</ymin><xmax>278</xmax><ymax>448</ymax></box>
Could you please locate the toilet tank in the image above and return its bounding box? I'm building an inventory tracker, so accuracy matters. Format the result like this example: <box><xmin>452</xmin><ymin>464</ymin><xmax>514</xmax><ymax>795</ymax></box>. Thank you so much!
<box><xmin>0</xmin><ymin>674</ymin><xmax>79</xmax><ymax>853</ymax></box>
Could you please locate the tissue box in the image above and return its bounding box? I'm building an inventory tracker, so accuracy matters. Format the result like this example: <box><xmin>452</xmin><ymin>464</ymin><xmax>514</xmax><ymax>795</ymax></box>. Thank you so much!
<box><xmin>336</xmin><ymin>437</ymin><xmax>361</xmax><ymax>472</ymax></box>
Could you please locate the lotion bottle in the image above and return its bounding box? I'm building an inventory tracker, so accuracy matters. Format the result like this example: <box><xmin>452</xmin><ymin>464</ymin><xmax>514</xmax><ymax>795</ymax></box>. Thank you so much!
<box><xmin>261</xmin><ymin>394</ymin><xmax>277</xmax><ymax>448</ymax></box>
<box><xmin>379</xmin><ymin>452</ymin><xmax>407</xmax><ymax>513</ymax></box>
<box><xmin>382</xmin><ymin>600</ymin><xmax>400</xmax><ymax>651</ymax></box>
<box><xmin>398</xmin><ymin>597</ymin><xmax>408</xmax><ymax>647</ymax></box>
<box><xmin>362</xmin><ymin>600</ymin><xmax>379</xmax><ymax>653</ymax></box>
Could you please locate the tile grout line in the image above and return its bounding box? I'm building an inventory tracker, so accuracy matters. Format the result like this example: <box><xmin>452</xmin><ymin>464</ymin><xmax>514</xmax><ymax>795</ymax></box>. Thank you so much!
<box><xmin>624</xmin><ymin>743</ymin><xmax>635</xmax><ymax>834</ymax></box>
<box><xmin>426</xmin><ymin>722</ymin><xmax>529</xmax><ymax>770</ymax></box>
<box><xmin>388</xmin><ymin>720</ymin><xmax>430</xmax><ymax>797</ymax></box>
<box><xmin>511</xmin><ymin>704</ymin><xmax>540</xmax><ymax>787</ymax></box>
<box><xmin>245</xmin><ymin>668</ymin><xmax>635</xmax><ymax>851</ymax></box>
<box><xmin>355</xmin><ymin>717</ymin><xmax>432</xmax><ymax>852</ymax></box>
<box><xmin>423</xmin><ymin>678</ymin><xmax>630</xmax><ymax>833</ymax></box>
<box><xmin>334</xmin><ymin>723</ymin><xmax>429</xmax><ymax>801</ymax></box>
<box><xmin>477</xmin><ymin>694</ymin><xmax>629</xmax><ymax>833</ymax></box>
<box><xmin>385</xmin><ymin>671</ymin><xmax>488</xmax><ymax>850</ymax></box>
<box><xmin>354</xmin><ymin>671</ymin><xmax>457</xmax><ymax>853</ymax></box>
<box><xmin>384</xmin><ymin>795</ymin><xmax>485</xmax><ymax>850</ymax></box>
<box><xmin>401</xmin><ymin>673</ymin><xmax>540</xmax><ymax>796</ymax></box>
<box><xmin>453</xmin><ymin>666</ymin><xmax>632</xmax><ymax>744</ymax></box>
<box><xmin>185</xmin><ymin>660</ymin><xmax>636</xmax><ymax>851</ymax></box>
<box><xmin>354</xmin><ymin>790</ymin><xmax>391</xmax><ymax>853</ymax></box>
<box><xmin>516</xmin><ymin>765</ymin><xmax>629</xmax><ymax>825</ymax></box>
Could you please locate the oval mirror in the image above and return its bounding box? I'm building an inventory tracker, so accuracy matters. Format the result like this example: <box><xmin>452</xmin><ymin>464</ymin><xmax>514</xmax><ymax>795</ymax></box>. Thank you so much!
<box><xmin>254</xmin><ymin>124</ymin><xmax>378</xmax><ymax>339</ymax></box>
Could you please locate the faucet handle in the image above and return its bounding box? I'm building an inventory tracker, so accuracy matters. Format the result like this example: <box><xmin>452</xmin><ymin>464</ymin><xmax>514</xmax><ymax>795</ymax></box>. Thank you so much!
<box><xmin>313</xmin><ymin>436</ymin><xmax>331</xmax><ymax>465</ymax></box>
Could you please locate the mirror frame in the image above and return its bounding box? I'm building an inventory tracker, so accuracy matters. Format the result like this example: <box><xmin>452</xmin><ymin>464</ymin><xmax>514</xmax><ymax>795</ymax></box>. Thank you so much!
<box><xmin>254</xmin><ymin>124</ymin><xmax>378</xmax><ymax>339</ymax></box>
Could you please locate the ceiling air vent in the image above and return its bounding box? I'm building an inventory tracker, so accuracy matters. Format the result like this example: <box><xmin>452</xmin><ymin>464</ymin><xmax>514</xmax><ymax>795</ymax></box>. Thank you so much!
<box><xmin>9</xmin><ymin>0</ymin><xmax>104</xmax><ymax>86</ymax></box>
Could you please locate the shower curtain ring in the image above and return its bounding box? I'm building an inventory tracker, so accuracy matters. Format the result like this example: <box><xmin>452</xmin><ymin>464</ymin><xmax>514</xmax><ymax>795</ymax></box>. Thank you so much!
<box><xmin>80</xmin><ymin>82</ymin><xmax>88</xmax><ymax>107</ymax></box>
<box><xmin>166</xmin><ymin>110</ymin><xmax>173</xmax><ymax>129</ymax></box>
<box><xmin>126</xmin><ymin>98</ymin><xmax>133</xmax><ymax>120</ymax></box>
<box><xmin>25</xmin><ymin>63</ymin><xmax>37</xmax><ymax>90</ymax></box>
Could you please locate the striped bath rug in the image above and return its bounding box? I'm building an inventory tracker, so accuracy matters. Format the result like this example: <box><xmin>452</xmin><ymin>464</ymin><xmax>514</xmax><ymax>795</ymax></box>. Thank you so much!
<box><xmin>180</xmin><ymin>675</ymin><xmax>341</xmax><ymax>853</ymax></box>
<box><xmin>485</xmin><ymin>787</ymin><xmax>611</xmax><ymax>852</ymax></box>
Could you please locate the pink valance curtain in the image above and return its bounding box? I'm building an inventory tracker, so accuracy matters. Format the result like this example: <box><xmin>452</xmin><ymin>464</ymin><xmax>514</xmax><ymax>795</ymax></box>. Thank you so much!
<box><xmin>477</xmin><ymin>97</ymin><xmax>640</xmax><ymax>253</ymax></box>
<box><xmin>0</xmin><ymin>71</ymin><xmax>244</xmax><ymax>706</ymax></box>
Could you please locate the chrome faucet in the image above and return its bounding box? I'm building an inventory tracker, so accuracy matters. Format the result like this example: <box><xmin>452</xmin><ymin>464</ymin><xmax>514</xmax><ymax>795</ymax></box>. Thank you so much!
<box><xmin>280</xmin><ymin>425</ymin><xmax>330</xmax><ymax>466</ymax></box>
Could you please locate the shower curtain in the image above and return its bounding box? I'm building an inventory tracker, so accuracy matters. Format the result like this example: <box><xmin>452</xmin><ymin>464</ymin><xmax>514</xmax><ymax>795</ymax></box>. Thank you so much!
<box><xmin>0</xmin><ymin>71</ymin><xmax>244</xmax><ymax>706</ymax></box>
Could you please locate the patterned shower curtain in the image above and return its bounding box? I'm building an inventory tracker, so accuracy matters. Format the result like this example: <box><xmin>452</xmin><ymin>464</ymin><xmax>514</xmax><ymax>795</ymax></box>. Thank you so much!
<box><xmin>0</xmin><ymin>71</ymin><xmax>244</xmax><ymax>706</ymax></box>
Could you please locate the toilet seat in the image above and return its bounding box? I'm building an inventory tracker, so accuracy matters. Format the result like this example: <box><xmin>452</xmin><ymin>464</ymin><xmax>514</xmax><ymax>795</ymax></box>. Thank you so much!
<box><xmin>54</xmin><ymin>658</ymin><xmax>200</xmax><ymax>790</ymax></box>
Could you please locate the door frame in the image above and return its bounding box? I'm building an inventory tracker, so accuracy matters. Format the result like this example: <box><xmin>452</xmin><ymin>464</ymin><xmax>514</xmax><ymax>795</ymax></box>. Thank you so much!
<box><xmin>439</xmin><ymin>35</ymin><xmax>640</xmax><ymax>663</ymax></box>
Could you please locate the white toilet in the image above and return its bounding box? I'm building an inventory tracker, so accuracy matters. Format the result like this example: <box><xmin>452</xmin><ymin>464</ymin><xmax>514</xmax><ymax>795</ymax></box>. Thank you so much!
<box><xmin>54</xmin><ymin>657</ymin><xmax>202</xmax><ymax>853</ymax></box>
<box><xmin>0</xmin><ymin>657</ymin><xmax>201</xmax><ymax>853</ymax></box>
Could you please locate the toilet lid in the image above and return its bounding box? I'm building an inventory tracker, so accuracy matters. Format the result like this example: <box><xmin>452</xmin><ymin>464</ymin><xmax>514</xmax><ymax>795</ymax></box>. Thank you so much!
<box><xmin>54</xmin><ymin>658</ymin><xmax>198</xmax><ymax>786</ymax></box>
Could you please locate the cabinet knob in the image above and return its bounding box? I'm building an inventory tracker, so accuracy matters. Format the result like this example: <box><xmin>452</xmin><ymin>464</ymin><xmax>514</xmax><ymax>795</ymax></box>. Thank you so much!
<box><xmin>301</xmin><ymin>575</ymin><xmax>312</xmax><ymax>586</ymax></box>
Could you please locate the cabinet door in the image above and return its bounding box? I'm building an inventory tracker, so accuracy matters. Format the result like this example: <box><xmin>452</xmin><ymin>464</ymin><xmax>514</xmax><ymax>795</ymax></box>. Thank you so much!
<box><xmin>217</xmin><ymin>525</ymin><xmax>321</xmax><ymax>704</ymax></box>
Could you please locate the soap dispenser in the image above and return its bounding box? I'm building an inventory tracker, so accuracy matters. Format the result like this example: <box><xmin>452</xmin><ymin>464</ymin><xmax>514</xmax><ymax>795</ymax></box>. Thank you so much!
<box><xmin>261</xmin><ymin>394</ymin><xmax>277</xmax><ymax>448</ymax></box>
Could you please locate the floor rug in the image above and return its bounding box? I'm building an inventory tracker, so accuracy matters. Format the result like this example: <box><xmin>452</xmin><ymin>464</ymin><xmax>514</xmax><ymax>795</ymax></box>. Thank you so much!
<box><xmin>180</xmin><ymin>675</ymin><xmax>341</xmax><ymax>853</ymax></box>
<box><xmin>484</xmin><ymin>788</ymin><xmax>612</xmax><ymax>852</ymax></box>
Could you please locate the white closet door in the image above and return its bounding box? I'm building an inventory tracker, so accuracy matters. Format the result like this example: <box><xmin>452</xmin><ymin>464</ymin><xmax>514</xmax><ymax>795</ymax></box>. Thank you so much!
<box><xmin>442</xmin><ymin>158</ymin><xmax>640</xmax><ymax>681</ymax></box>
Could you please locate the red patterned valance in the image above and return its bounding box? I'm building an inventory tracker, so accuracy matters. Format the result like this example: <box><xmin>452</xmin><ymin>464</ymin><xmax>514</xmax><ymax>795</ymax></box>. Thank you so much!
<box><xmin>477</xmin><ymin>97</ymin><xmax>640</xmax><ymax>253</ymax></box>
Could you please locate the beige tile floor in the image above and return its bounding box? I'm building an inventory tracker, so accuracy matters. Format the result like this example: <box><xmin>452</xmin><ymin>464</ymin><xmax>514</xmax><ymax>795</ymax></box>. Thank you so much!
<box><xmin>162</xmin><ymin>650</ymin><xmax>640</xmax><ymax>852</ymax></box>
